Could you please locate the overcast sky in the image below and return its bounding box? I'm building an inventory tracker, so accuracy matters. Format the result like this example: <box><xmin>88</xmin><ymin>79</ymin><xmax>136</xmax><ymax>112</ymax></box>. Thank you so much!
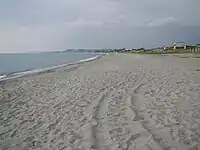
<box><xmin>0</xmin><ymin>0</ymin><xmax>200</xmax><ymax>52</ymax></box>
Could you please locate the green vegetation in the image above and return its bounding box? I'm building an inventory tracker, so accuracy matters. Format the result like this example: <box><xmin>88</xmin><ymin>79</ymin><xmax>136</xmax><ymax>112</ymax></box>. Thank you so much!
<box><xmin>128</xmin><ymin>49</ymin><xmax>200</xmax><ymax>55</ymax></box>
<box><xmin>128</xmin><ymin>50</ymin><xmax>183</xmax><ymax>55</ymax></box>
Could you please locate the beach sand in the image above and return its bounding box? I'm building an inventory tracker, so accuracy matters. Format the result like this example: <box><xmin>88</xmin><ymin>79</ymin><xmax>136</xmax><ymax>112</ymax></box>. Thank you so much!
<box><xmin>0</xmin><ymin>54</ymin><xmax>200</xmax><ymax>150</ymax></box>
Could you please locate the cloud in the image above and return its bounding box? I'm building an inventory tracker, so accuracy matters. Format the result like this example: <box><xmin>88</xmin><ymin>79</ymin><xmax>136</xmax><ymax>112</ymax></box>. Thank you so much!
<box><xmin>0</xmin><ymin>0</ymin><xmax>200</xmax><ymax>52</ymax></box>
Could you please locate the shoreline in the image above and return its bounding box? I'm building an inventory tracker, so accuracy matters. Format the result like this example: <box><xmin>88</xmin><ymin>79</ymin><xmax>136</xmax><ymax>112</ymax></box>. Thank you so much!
<box><xmin>0</xmin><ymin>55</ymin><xmax>102</xmax><ymax>83</ymax></box>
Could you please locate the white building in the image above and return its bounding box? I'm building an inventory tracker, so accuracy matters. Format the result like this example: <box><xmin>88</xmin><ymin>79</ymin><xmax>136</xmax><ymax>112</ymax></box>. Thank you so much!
<box><xmin>173</xmin><ymin>42</ymin><xmax>187</xmax><ymax>50</ymax></box>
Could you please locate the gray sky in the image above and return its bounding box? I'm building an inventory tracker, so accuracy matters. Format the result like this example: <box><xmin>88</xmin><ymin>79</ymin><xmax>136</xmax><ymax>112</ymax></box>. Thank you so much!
<box><xmin>0</xmin><ymin>0</ymin><xmax>200</xmax><ymax>52</ymax></box>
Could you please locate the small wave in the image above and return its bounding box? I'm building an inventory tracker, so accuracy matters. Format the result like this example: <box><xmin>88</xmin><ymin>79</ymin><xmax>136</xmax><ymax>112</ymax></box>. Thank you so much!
<box><xmin>0</xmin><ymin>75</ymin><xmax>7</xmax><ymax>79</ymax></box>
<box><xmin>78</xmin><ymin>55</ymin><xmax>101</xmax><ymax>63</ymax></box>
<box><xmin>0</xmin><ymin>55</ymin><xmax>102</xmax><ymax>82</ymax></box>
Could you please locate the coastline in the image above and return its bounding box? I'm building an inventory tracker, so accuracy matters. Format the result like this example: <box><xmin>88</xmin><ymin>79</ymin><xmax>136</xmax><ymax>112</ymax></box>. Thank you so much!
<box><xmin>1</xmin><ymin>54</ymin><xmax>200</xmax><ymax>150</ymax></box>
<box><xmin>0</xmin><ymin>55</ymin><xmax>102</xmax><ymax>83</ymax></box>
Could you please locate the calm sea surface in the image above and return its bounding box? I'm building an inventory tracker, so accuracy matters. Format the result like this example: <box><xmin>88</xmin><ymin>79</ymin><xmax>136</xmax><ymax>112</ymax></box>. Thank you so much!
<box><xmin>0</xmin><ymin>52</ymin><xmax>101</xmax><ymax>76</ymax></box>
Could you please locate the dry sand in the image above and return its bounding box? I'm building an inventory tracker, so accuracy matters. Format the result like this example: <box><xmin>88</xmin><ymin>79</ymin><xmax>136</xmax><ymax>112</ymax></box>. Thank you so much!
<box><xmin>0</xmin><ymin>54</ymin><xmax>200</xmax><ymax>150</ymax></box>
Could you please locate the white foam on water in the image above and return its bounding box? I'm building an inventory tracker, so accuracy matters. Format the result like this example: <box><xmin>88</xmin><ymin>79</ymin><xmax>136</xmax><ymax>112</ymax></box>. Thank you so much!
<box><xmin>78</xmin><ymin>55</ymin><xmax>100</xmax><ymax>63</ymax></box>
<box><xmin>0</xmin><ymin>75</ymin><xmax>7</xmax><ymax>79</ymax></box>
<box><xmin>0</xmin><ymin>55</ymin><xmax>102</xmax><ymax>82</ymax></box>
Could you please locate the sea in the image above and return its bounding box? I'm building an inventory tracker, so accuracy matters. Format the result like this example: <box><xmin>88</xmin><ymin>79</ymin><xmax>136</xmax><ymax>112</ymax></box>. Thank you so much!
<box><xmin>0</xmin><ymin>52</ymin><xmax>102</xmax><ymax>80</ymax></box>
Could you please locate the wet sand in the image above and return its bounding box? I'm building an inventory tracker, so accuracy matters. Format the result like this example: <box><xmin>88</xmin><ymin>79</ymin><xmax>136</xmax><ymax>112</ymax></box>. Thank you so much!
<box><xmin>0</xmin><ymin>54</ymin><xmax>200</xmax><ymax>150</ymax></box>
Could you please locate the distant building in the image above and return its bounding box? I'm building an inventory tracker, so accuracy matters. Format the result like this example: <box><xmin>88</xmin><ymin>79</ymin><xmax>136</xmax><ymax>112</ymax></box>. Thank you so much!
<box><xmin>196</xmin><ymin>44</ymin><xmax>200</xmax><ymax>48</ymax></box>
<box><xmin>173</xmin><ymin>42</ymin><xmax>187</xmax><ymax>50</ymax></box>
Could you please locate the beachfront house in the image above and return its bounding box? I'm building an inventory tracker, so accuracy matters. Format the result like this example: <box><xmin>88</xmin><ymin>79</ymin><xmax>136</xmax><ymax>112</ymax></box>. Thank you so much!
<box><xmin>190</xmin><ymin>44</ymin><xmax>200</xmax><ymax>52</ymax></box>
<box><xmin>173</xmin><ymin>42</ymin><xmax>187</xmax><ymax>50</ymax></box>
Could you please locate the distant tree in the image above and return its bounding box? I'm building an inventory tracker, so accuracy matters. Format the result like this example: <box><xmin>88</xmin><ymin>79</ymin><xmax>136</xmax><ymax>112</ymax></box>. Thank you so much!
<box><xmin>136</xmin><ymin>48</ymin><xmax>145</xmax><ymax>52</ymax></box>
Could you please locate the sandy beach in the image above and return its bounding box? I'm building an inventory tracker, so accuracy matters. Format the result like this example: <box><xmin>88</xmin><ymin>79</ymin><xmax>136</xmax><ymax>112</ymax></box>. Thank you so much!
<box><xmin>1</xmin><ymin>54</ymin><xmax>200</xmax><ymax>150</ymax></box>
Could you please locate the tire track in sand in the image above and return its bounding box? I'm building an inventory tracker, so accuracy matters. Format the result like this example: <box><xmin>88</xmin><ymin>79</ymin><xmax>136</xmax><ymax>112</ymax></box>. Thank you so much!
<box><xmin>125</xmin><ymin>81</ymin><xmax>164</xmax><ymax>150</ymax></box>
<box><xmin>125</xmin><ymin>79</ymin><xmax>189</xmax><ymax>150</ymax></box>
<box><xmin>90</xmin><ymin>90</ymin><xmax>112</xmax><ymax>150</ymax></box>
<box><xmin>125</xmin><ymin>95</ymin><xmax>152</xmax><ymax>150</ymax></box>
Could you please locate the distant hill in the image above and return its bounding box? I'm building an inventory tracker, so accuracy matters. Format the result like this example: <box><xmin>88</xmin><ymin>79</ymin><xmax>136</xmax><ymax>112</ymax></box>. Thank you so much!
<box><xmin>63</xmin><ymin>49</ymin><xmax>111</xmax><ymax>53</ymax></box>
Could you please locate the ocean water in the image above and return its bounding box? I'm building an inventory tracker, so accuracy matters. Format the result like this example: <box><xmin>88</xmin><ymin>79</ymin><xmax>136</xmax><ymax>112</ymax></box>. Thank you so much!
<box><xmin>0</xmin><ymin>52</ymin><xmax>102</xmax><ymax>79</ymax></box>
